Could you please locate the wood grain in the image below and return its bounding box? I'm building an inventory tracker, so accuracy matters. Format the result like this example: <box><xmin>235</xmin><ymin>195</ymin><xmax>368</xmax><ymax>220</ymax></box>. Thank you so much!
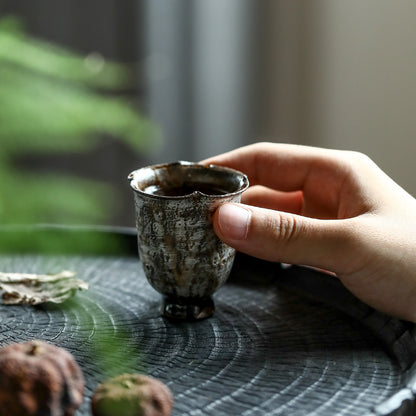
<box><xmin>0</xmin><ymin>252</ymin><xmax>413</xmax><ymax>416</ymax></box>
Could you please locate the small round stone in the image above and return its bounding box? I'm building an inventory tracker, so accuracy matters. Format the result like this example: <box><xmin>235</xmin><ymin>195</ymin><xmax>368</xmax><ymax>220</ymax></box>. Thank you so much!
<box><xmin>91</xmin><ymin>373</ymin><xmax>173</xmax><ymax>416</ymax></box>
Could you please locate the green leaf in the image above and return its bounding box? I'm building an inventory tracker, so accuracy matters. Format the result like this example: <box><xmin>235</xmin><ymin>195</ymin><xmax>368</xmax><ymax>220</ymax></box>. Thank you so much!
<box><xmin>0</xmin><ymin>15</ymin><xmax>158</xmax><ymax>243</ymax></box>
<box><xmin>0</xmin><ymin>17</ymin><xmax>133</xmax><ymax>89</ymax></box>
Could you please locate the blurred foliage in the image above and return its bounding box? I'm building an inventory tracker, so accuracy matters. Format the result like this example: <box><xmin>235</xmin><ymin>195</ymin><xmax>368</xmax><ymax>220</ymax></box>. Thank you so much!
<box><xmin>0</xmin><ymin>16</ymin><xmax>157</xmax><ymax>251</ymax></box>
<box><xmin>0</xmin><ymin>17</ymin><xmax>148</xmax><ymax>388</ymax></box>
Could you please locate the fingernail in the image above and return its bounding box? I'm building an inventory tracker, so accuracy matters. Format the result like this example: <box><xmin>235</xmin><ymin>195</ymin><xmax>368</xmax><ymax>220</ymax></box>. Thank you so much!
<box><xmin>218</xmin><ymin>204</ymin><xmax>251</xmax><ymax>240</ymax></box>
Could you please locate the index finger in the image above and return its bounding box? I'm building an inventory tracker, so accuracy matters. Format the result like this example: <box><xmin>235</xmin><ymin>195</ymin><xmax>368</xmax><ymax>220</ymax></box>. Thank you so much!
<box><xmin>202</xmin><ymin>142</ymin><xmax>348</xmax><ymax>193</ymax></box>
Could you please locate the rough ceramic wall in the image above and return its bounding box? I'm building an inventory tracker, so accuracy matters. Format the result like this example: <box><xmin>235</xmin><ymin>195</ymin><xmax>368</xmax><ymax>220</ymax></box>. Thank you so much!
<box><xmin>259</xmin><ymin>0</ymin><xmax>416</xmax><ymax>195</ymax></box>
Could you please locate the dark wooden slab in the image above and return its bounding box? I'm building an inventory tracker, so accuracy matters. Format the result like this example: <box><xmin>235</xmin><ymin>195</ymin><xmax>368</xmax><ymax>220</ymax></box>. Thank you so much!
<box><xmin>0</xmin><ymin>226</ymin><xmax>415</xmax><ymax>416</ymax></box>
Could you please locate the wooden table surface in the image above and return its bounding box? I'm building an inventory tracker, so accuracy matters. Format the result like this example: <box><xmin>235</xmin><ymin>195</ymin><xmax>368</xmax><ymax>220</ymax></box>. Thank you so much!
<box><xmin>0</xmin><ymin>226</ymin><xmax>415</xmax><ymax>416</ymax></box>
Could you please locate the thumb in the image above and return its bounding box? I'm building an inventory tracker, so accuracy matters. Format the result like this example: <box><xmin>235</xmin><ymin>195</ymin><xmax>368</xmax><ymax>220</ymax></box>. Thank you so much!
<box><xmin>213</xmin><ymin>203</ymin><xmax>353</xmax><ymax>273</ymax></box>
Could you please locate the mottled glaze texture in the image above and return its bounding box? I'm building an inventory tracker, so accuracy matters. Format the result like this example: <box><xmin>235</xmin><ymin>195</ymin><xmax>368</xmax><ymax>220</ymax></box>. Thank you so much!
<box><xmin>128</xmin><ymin>162</ymin><xmax>248</xmax><ymax>320</ymax></box>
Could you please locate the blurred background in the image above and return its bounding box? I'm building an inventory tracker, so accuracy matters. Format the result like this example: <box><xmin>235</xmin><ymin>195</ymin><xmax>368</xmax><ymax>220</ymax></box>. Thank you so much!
<box><xmin>0</xmin><ymin>0</ymin><xmax>415</xmax><ymax>230</ymax></box>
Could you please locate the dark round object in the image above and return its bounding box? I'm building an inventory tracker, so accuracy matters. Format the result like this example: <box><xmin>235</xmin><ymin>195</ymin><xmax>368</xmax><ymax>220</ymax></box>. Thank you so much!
<box><xmin>162</xmin><ymin>295</ymin><xmax>215</xmax><ymax>320</ymax></box>
<box><xmin>0</xmin><ymin>340</ymin><xmax>84</xmax><ymax>416</ymax></box>
<box><xmin>91</xmin><ymin>373</ymin><xmax>173</xmax><ymax>416</ymax></box>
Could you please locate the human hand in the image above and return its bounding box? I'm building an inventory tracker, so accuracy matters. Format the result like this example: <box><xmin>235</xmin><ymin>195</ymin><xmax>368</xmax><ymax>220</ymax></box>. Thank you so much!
<box><xmin>203</xmin><ymin>142</ymin><xmax>416</xmax><ymax>322</ymax></box>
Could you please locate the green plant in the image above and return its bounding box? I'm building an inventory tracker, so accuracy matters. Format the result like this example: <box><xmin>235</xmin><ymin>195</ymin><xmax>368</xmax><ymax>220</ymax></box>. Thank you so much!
<box><xmin>0</xmin><ymin>16</ymin><xmax>157</xmax><ymax>251</ymax></box>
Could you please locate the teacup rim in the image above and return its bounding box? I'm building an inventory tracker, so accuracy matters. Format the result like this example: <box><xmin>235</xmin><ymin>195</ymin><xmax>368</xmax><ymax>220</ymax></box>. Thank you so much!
<box><xmin>128</xmin><ymin>160</ymin><xmax>249</xmax><ymax>199</ymax></box>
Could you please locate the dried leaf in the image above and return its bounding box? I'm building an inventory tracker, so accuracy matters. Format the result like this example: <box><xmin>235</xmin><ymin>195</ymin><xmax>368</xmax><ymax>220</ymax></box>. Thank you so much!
<box><xmin>0</xmin><ymin>270</ymin><xmax>88</xmax><ymax>305</ymax></box>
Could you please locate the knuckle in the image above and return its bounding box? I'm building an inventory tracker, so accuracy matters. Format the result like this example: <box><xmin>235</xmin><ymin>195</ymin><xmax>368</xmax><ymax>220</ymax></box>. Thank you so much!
<box><xmin>266</xmin><ymin>212</ymin><xmax>299</xmax><ymax>245</ymax></box>
<box><xmin>340</xmin><ymin>150</ymin><xmax>374</xmax><ymax>168</ymax></box>
<box><xmin>254</xmin><ymin>141</ymin><xmax>271</xmax><ymax>148</ymax></box>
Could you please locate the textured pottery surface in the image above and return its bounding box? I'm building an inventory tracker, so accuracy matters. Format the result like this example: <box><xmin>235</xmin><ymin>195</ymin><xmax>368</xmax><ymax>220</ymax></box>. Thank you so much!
<box><xmin>128</xmin><ymin>162</ymin><xmax>248</xmax><ymax>320</ymax></box>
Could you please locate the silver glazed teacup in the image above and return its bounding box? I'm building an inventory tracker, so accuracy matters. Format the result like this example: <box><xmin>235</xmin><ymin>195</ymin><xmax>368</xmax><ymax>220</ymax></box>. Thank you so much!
<box><xmin>128</xmin><ymin>161</ymin><xmax>249</xmax><ymax>320</ymax></box>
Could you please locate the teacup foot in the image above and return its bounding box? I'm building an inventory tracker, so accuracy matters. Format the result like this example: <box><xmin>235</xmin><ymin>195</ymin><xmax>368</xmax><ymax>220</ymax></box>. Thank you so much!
<box><xmin>162</xmin><ymin>296</ymin><xmax>215</xmax><ymax>321</ymax></box>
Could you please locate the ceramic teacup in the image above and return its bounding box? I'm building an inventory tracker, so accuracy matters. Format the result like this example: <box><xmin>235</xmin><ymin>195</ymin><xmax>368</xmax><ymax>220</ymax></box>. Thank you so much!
<box><xmin>128</xmin><ymin>161</ymin><xmax>249</xmax><ymax>320</ymax></box>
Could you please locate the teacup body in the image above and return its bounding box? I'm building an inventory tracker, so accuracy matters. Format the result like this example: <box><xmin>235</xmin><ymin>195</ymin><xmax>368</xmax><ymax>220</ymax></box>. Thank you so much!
<box><xmin>128</xmin><ymin>161</ymin><xmax>248</xmax><ymax>320</ymax></box>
